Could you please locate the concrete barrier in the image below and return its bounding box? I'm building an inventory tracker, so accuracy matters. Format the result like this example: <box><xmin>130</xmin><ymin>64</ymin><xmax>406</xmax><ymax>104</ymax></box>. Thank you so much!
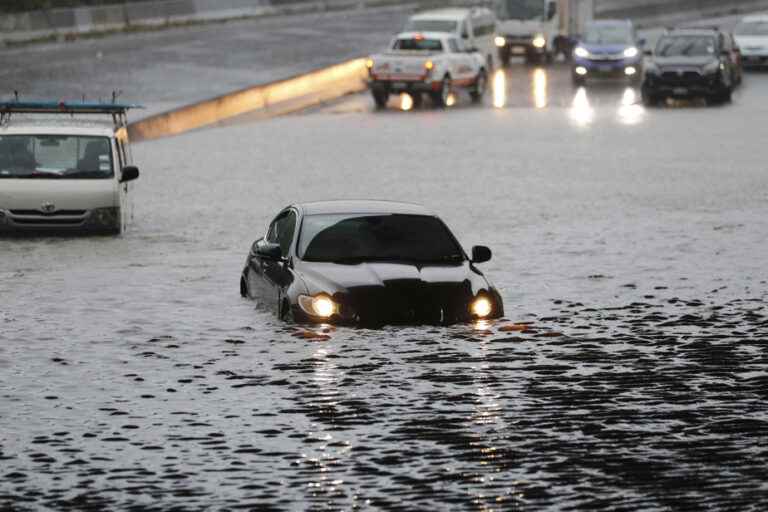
<box><xmin>128</xmin><ymin>58</ymin><xmax>368</xmax><ymax>142</ymax></box>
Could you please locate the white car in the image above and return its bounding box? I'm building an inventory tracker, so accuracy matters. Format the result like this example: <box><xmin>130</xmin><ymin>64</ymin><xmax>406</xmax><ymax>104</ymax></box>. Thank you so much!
<box><xmin>367</xmin><ymin>32</ymin><xmax>489</xmax><ymax>108</ymax></box>
<box><xmin>0</xmin><ymin>101</ymin><xmax>141</xmax><ymax>235</ymax></box>
<box><xmin>734</xmin><ymin>15</ymin><xmax>768</xmax><ymax>68</ymax></box>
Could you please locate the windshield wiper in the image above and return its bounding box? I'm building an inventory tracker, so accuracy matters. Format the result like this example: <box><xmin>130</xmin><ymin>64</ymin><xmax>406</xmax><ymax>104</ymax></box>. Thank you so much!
<box><xmin>26</xmin><ymin>171</ymin><xmax>63</xmax><ymax>179</ymax></box>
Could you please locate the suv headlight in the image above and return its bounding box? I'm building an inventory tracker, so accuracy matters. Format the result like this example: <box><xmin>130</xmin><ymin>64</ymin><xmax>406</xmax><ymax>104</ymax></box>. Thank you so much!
<box><xmin>623</xmin><ymin>47</ymin><xmax>639</xmax><ymax>58</ymax></box>
<box><xmin>574</xmin><ymin>46</ymin><xmax>590</xmax><ymax>58</ymax></box>
<box><xmin>298</xmin><ymin>294</ymin><xmax>338</xmax><ymax>318</ymax></box>
<box><xmin>470</xmin><ymin>295</ymin><xmax>493</xmax><ymax>319</ymax></box>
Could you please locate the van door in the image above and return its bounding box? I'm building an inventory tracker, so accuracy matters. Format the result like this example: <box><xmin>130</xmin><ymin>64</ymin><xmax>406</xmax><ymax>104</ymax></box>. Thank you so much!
<box><xmin>114</xmin><ymin>138</ymin><xmax>130</xmax><ymax>232</ymax></box>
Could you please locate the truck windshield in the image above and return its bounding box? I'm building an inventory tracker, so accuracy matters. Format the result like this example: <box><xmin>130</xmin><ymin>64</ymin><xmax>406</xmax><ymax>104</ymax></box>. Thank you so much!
<box><xmin>404</xmin><ymin>20</ymin><xmax>458</xmax><ymax>33</ymax></box>
<box><xmin>393</xmin><ymin>38</ymin><xmax>443</xmax><ymax>51</ymax></box>
<box><xmin>299</xmin><ymin>214</ymin><xmax>465</xmax><ymax>264</ymax></box>
<box><xmin>0</xmin><ymin>135</ymin><xmax>113</xmax><ymax>179</ymax></box>
<box><xmin>495</xmin><ymin>0</ymin><xmax>543</xmax><ymax>21</ymax></box>
<box><xmin>584</xmin><ymin>24</ymin><xmax>633</xmax><ymax>45</ymax></box>
<box><xmin>656</xmin><ymin>36</ymin><xmax>717</xmax><ymax>57</ymax></box>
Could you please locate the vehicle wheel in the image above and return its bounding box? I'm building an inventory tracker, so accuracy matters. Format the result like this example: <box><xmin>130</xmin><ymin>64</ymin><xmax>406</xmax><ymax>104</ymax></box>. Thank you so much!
<box><xmin>372</xmin><ymin>90</ymin><xmax>389</xmax><ymax>109</ymax></box>
<box><xmin>524</xmin><ymin>51</ymin><xmax>536</xmax><ymax>65</ymax></box>
<box><xmin>470</xmin><ymin>70</ymin><xmax>487</xmax><ymax>104</ymax></box>
<box><xmin>431</xmin><ymin>76</ymin><xmax>452</xmax><ymax>108</ymax></box>
<box><xmin>411</xmin><ymin>92</ymin><xmax>424</xmax><ymax>109</ymax></box>
<box><xmin>641</xmin><ymin>88</ymin><xmax>659</xmax><ymax>107</ymax></box>
<box><xmin>240</xmin><ymin>275</ymin><xmax>248</xmax><ymax>298</ymax></box>
<box><xmin>499</xmin><ymin>50</ymin><xmax>510</xmax><ymax>68</ymax></box>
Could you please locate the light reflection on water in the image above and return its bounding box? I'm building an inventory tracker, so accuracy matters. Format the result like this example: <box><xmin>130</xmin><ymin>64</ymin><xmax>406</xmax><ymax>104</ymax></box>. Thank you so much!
<box><xmin>532</xmin><ymin>68</ymin><xmax>548</xmax><ymax>109</ymax></box>
<box><xmin>569</xmin><ymin>87</ymin><xmax>594</xmax><ymax>126</ymax></box>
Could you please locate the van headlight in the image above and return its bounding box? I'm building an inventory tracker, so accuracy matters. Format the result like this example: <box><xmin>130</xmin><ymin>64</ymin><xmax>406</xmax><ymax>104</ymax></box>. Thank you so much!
<box><xmin>86</xmin><ymin>207</ymin><xmax>119</xmax><ymax>228</ymax></box>
<box><xmin>532</xmin><ymin>35</ymin><xmax>546</xmax><ymax>49</ymax></box>
<box><xmin>495</xmin><ymin>36</ymin><xmax>507</xmax><ymax>47</ymax></box>
<box><xmin>299</xmin><ymin>294</ymin><xmax>338</xmax><ymax>318</ymax></box>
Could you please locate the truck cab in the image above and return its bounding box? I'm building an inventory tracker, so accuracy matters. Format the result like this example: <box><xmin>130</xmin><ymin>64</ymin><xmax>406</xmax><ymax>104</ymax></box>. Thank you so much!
<box><xmin>0</xmin><ymin>101</ymin><xmax>141</xmax><ymax>235</ymax></box>
<box><xmin>494</xmin><ymin>0</ymin><xmax>595</xmax><ymax>66</ymax></box>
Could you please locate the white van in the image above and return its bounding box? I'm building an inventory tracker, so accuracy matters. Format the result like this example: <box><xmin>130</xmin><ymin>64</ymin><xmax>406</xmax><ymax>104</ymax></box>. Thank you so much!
<box><xmin>0</xmin><ymin>101</ymin><xmax>140</xmax><ymax>235</ymax></box>
<box><xmin>404</xmin><ymin>8</ymin><xmax>498</xmax><ymax>70</ymax></box>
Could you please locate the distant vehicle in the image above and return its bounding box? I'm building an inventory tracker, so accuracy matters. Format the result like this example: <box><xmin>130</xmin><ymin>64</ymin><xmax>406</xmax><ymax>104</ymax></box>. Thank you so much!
<box><xmin>240</xmin><ymin>200</ymin><xmax>504</xmax><ymax>326</ymax></box>
<box><xmin>571</xmin><ymin>19</ymin><xmax>644</xmax><ymax>85</ymax></box>
<box><xmin>642</xmin><ymin>29</ymin><xmax>735</xmax><ymax>106</ymax></box>
<box><xmin>734</xmin><ymin>15</ymin><xmax>768</xmax><ymax>68</ymax></box>
<box><xmin>0</xmin><ymin>101</ymin><xmax>141</xmax><ymax>234</ymax></box>
<box><xmin>494</xmin><ymin>0</ymin><xmax>595</xmax><ymax>66</ymax></box>
<box><xmin>366</xmin><ymin>32</ymin><xmax>489</xmax><ymax>109</ymax></box>
<box><xmin>404</xmin><ymin>8</ymin><xmax>498</xmax><ymax>71</ymax></box>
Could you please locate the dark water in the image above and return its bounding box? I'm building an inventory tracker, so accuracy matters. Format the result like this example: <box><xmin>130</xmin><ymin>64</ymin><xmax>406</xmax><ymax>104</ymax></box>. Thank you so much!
<box><xmin>3</xmin><ymin>69</ymin><xmax>768</xmax><ymax>509</ymax></box>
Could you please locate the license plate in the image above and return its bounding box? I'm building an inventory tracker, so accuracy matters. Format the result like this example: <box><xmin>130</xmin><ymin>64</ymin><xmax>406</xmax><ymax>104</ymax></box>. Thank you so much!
<box><xmin>673</xmin><ymin>87</ymin><xmax>688</xmax><ymax>95</ymax></box>
<box><xmin>599</xmin><ymin>65</ymin><xmax>613</xmax><ymax>72</ymax></box>
<box><xmin>392</xmin><ymin>82</ymin><xmax>406</xmax><ymax>90</ymax></box>
<box><xmin>511</xmin><ymin>46</ymin><xmax>525</xmax><ymax>55</ymax></box>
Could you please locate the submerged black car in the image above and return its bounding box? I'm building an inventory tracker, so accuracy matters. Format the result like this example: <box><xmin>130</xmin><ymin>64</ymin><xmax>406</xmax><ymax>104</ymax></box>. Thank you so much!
<box><xmin>240</xmin><ymin>200</ymin><xmax>504</xmax><ymax>325</ymax></box>
<box><xmin>642</xmin><ymin>29</ymin><xmax>735</xmax><ymax>106</ymax></box>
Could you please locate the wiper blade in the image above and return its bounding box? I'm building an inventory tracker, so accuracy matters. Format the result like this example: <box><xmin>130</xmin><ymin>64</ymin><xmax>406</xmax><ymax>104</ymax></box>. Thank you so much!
<box><xmin>26</xmin><ymin>172</ymin><xmax>63</xmax><ymax>179</ymax></box>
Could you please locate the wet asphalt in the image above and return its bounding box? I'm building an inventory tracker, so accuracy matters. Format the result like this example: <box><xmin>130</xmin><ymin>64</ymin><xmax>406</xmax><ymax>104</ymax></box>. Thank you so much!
<box><xmin>2</xmin><ymin>7</ymin><xmax>768</xmax><ymax>511</ymax></box>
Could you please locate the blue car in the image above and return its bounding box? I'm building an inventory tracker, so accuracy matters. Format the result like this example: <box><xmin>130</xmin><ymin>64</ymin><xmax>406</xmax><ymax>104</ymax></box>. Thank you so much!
<box><xmin>572</xmin><ymin>20</ymin><xmax>645</xmax><ymax>85</ymax></box>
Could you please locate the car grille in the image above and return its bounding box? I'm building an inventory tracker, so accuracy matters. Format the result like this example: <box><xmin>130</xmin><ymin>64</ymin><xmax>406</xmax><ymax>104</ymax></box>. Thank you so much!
<box><xmin>7</xmin><ymin>209</ymin><xmax>89</xmax><ymax>226</ymax></box>
<box><xmin>659</xmin><ymin>69</ymin><xmax>706</xmax><ymax>86</ymax></box>
<box><xmin>342</xmin><ymin>281</ymin><xmax>472</xmax><ymax>325</ymax></box>
<box><xmin>10</xmin><ymin>209</ymin><xmax>87</xmax><ymax>216</ymax></box>
<box><xmin>504</xmin><ymin>34</ymin><xmax>533</xmax><ymax>45</ymax></box>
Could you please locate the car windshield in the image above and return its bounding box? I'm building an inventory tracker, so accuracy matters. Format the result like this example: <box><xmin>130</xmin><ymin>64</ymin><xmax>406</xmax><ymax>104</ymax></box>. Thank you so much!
<box><xmin>583</xmin><ymin>24</ymin><xmax>633</xmax><ymax>45</ymax></box>
<box><xmin>299</xmin><ymin>214</ymin><xmax>465</xmax><ymax>264</ymax></box>
<box><xmin>404</xmin><ymin>20</ymin><xmax>458</xmax><ymax>33</ymax></box>
<box><xmin>656</xmin><ymin>35</ymin><xmax>717</xmax><ymax>57</ymax></box>
<box><xmin>735</xmin><ymin>21</ymin><xmax>768</xmax><ymax>36</ymax></box>
<box><xmin>495</xmin><ymin>0</ymin><xmax>543</xmax><ymax>21</ymax></box>
<box><xmin>0</xmin><ymin>135</ymin><xmax>113</xmax><ymax>179</ymax></box>
<box><xmin>392</xmin><ymin>38</ymin><xmax>443</xmax><ymax>51</ymax></box>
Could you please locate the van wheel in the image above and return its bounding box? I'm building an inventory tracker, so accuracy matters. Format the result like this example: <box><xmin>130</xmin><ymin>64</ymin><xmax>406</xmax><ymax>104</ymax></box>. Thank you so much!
<box><xmin>499</xmin><ymin>49</ymin><xmax>510</xmax><ymax>68</ymax></box>
<box><xmin>470</xmin><ymin>70</ymin><xmax>487</xmax><ymax>103</ymax></box>
<box><xmin>372</xmin><ymin>90</ymin><xmax>389</xmax><ymax>109</ymax></box>
<box><xmin>240</xmin><ymin>275</ymin><xmax>248</xmax><ymax>298</ymax></box>
<box><xmin>411</xmin><ymin>92</ymin><xmax>423</xmax><ymax>109</ymax></box>
<box><xmin>431</xmin><ymin>77</ymin><xmax>452</xmax><ymax>108</ymax></box>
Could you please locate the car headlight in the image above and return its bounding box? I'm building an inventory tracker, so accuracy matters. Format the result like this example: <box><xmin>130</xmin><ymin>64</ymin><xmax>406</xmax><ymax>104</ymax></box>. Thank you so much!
<box><xmin>470</xmin><ymin>295</ymin><xmax>493</xmax><ymax>319</ymax></box>
<box><xmin>298</xmin><ymin>294</ymin><xmax>338</xmax><ymax>318</ymax></box>
<box><xmin>623</xmin><ymin>47</ymin><xmax>639</xmax><ymax>58</ymax></box>
<box><xmin>495</xmin><ymin>36</ymin><xmax>506</xmax><ymax>48</ymax></box>
<box><xmin>702</xmin><ymin>60</ymin><xmax>721</xmax><ymax>75</ymax></box>
<box><xmin>532</xmin><ymin>35</ymin><xmax>546</xmax><ymax>49</ymax></box>
<box><xmin>574</xmin><ymin>46</ymin><xmax>590</xmax><ymax>58</ymax></box>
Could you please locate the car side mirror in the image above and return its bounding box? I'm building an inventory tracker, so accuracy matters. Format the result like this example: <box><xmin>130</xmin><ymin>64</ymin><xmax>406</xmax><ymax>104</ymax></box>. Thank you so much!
<box><xmin>120</xmin><ymin>165</ymin><xmax>139</xmax><ymax>183</ymax></box>
<box><xmin>644</xmin><ymin>49</ymin><xmax>653</xmax><ymax>57</ymax></box>
<box><xmin>256</xmin><ymin>241</ymin><xmax>284</xmax><ymax>261</ymax></box>
<box><xmin>471</xmin><ymin>246</ymin><xmax>492</xmax><ymax>264</ymax></box>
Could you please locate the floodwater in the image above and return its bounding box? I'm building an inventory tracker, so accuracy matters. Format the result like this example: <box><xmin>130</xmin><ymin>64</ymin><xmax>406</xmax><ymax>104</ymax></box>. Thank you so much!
<box><xmin>3</xmin><ymin>59</ymin><xmax>768</xmax><ymax>510</ymax></box>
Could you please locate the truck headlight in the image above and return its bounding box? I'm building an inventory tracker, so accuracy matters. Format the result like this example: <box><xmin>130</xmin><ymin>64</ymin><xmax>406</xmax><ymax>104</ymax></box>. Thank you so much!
<box><xmin>471</xmin><ymin>296</ymin><xmax>493</xmax><ymax>319</ymax></box>
<box><xmin>574</xmin><ymin>46</ymin><xmax>590</xmax><ymax>58</ymax></box>
<box><xmin>532</xmin><ymin>35</ymin><xmax>546</xmax><ymax>49</ymax></box>
<box><xmin>623</xmin><ymin>47</ymin><xmax>639</xmax><ymax>58</ymax></box>
<box><xmin>299</xmin><ymin>294</ymin><xmax>338</xmax><ymax>318</ymax></box>
<box><xmin>495</xmin><ymin>36</ymin><xmax>506</xmax><ymax>48</ymax></box>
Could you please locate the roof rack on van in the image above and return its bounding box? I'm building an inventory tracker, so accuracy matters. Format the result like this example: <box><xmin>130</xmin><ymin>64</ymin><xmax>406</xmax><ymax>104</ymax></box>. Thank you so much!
<box><xmin>0</xmin><ymin>95</ymin><xmax>143</xmax><ymax>130</ymax></box>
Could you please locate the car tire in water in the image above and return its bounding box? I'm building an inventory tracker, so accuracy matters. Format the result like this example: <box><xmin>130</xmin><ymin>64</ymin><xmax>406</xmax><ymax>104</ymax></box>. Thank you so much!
<box><xmin>470</xmin><ymin>69</ymin><xmax>487</xmax><ymax>104</ymax></box>
<box><xmin>431</xmin><ymin>76</ymin><xmax>452</xmax><ymax>108</ymax></box>
<box><xmin>240</xmin><ymin>276</ymin><xmax>248</xmax><ymax>298</ymax></box>
<box><xmin>372</xmin><ymin>90</ymin><xmax>389</xmax><ymax>109</ymax></box>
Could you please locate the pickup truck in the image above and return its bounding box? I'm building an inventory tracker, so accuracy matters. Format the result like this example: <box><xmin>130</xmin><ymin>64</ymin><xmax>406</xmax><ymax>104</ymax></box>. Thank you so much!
<box><xmin>367</xmin><ymin>32</ymin><xmax>489</xmax><ymax>108</ymax></box>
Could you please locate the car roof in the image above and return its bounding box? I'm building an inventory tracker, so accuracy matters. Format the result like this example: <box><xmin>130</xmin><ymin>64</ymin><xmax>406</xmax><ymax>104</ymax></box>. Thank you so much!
<box><xmin>668</xmin><ymin>28</ymin><xmax>719</xmax><ymax>37</ymax></box>
<box><xmin>297</xmin><ymin>200</ymin><xmax>433</xmax><ymax>216</ymax></box>
<box><xmin>0</xmin><ymin>118</ymin><xmax>116</xmax><ymax>137</ymax></box>
<box><xmin>742</xmin><ymin>15</ymin><xmax>768</xmax><ymax>22</ymax></box>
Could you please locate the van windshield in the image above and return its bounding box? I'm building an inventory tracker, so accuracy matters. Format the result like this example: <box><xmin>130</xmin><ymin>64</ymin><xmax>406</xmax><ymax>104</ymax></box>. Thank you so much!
<box><xmin>0</xmin><ymin>135</ymin><xmax>113</xmax><ymax>179</ymax></box>
<box><xmin>405</xmin><ymin>20</ymin><xmax>458</xmax><ymax>33</ymax></box>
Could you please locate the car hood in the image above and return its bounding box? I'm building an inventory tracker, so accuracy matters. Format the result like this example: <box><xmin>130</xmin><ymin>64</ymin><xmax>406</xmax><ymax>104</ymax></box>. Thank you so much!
<box><xmin>297</xmin><ymin>260</ymin><xmax>488</xmax><ymax>294</ymax></box>
<box><xmin>0</xmin><ymin>179</ymin><xmax>117</xmax><ymax>210</ymax></box>
<box><xmin>498</xmin><ymin>19</ymin><xmax>543</xmax><ymax>36</ymax></box>
<box><xmin>653</xmin><ymin>56</ymin><xmax>718</xmax><ymax>68</ymax></box>
<box><xmin>580</xmin><ymin>42</ymin><xmax>633</xmax><ymax>54</ymax></box>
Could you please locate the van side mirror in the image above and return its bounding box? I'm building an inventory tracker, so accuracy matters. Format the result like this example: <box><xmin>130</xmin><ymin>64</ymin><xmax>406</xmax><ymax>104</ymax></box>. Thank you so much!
<box><xmin>256</xmin><ymin>241</ymin><xmax>284</xmax><ymax>261</ymax></box>
<box><xmin>471</xmin><ymin>246</ymin><xmax>492</xmax><ymax>264</ymax></box>
<box><xmin>120</xmin><ymin>165</ymin><xmax>139</xmax><ymax>183</ymax></box>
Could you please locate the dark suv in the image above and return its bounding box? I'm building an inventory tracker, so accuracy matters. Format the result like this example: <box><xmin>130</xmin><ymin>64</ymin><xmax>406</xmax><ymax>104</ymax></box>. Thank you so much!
<box><xmin>642</xmin><ymin>29</ymin><xmax>735</xmax><ymax>106</ymax></box>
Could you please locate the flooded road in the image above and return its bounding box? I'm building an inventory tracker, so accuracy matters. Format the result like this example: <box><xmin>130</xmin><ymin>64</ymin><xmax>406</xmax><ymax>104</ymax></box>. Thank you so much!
<box><xmin>3</xmin><ymin>65</ymin><xmax>768</xmax><ymax>508</ymax></box>
<box><xmin>3</xmin><ymin>6</ymin><xmax>768</xmax><ymax>505</ymax></box>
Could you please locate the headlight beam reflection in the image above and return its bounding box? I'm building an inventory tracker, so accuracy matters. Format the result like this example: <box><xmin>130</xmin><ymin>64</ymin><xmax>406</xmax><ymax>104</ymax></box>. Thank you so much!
<box><xmin>492</xmin><ymin>69</ymin><xmax>506</xmax><ymax>109</ymax></box>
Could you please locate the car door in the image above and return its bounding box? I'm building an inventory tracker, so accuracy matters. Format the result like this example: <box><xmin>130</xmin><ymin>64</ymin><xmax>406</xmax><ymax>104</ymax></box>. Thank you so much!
<box><xmin>256</xmin><ymin>209</ymin><xmax>298</xmax><ymax>313</ymax></box>
<box><xmin>451</xmin><ymin>37</ymin><xmax>476</xmax><ymax>85</ymax></box>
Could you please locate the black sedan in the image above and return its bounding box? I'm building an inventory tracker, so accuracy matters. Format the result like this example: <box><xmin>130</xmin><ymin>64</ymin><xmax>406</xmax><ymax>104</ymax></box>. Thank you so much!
<box><xmin>240</xmin><ymin>200</ymin><xmax>504</xmax><ymax>326</ymax></box>
<box><xmin>642</xmin><ymin>29</ymin><xmax>735</xmax><ymax>106</ymax></box>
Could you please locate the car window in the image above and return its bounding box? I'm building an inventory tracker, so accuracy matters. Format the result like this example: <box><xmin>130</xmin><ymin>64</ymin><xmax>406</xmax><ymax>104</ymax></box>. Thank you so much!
<box><xmin>0</xmin><ymin>135</ymin><xmax>114</xmax><ymax>179</ymax></box>
<box><xmin>583</xmin><ymin>24</ymin><xmax>633</xmax><ymax>45</ymax></box>
<box><xmin>393</xmin><ymin>38</ymin><xmax>443</xmax><ymax>51</ymax></box>
<box><xmin>404</xmin><ymin>19</ymin><xmax>458</xmax><ymax>33</ymax></box>
<box><xmin>735</xmin><ymin>20</ymin><xmax>768</xmax><ymax>35</ymax></box>
<box><xmin>656</xmin><ymin>36</ymin><xmax>717</xmax><ymax>57</ymax></box>
<box><xmin>267</xmin><ymin>210</ymin><xmax>297</xmax><ymax>256</ymax></box>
